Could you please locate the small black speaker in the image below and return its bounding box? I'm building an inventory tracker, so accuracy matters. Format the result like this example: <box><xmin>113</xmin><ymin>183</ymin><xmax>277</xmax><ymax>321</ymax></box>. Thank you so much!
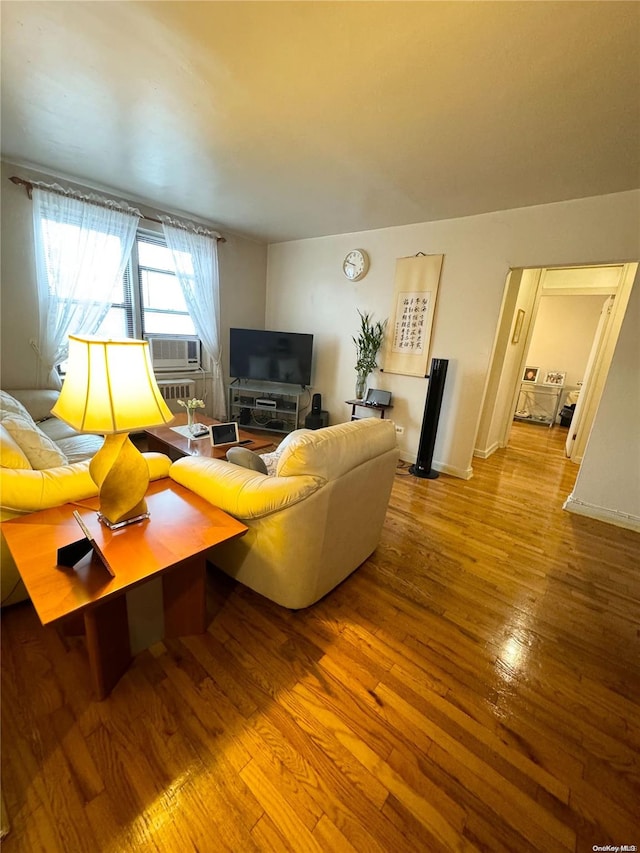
<box><xmin>311</xmin><ymin>393</ymin><xmax>322</xmax><ymax>414</ymax></box>
<box><xmin>410</xmin><ymin>358</ymin><xmax>448</xmax><ymax>480</ymax></box>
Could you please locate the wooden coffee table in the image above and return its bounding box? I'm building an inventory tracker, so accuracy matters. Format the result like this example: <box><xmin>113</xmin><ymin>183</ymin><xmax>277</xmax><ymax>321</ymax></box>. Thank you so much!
<box><xmin>145</xmin><ymin>413</ymin><xmax>274</xmax><ymax>461</ymax></box>
<box><xmin>1</xmin><ymin>479</ymin><xmax>247</xmax><ymax>699</ymax></box>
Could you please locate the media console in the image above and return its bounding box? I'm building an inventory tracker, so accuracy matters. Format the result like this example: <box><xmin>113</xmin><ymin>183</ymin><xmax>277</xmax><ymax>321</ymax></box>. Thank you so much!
<box><xmin>229</xmin><ymin>380</ymin><xmax>307</xmax><ymax>434</ymax></box>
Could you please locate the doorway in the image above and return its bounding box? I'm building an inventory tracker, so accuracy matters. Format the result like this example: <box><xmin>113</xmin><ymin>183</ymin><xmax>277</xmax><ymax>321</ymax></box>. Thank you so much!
<box><xmin>475</xmin><ymin>262</ymin><xmax>637</xmax><ymax>464</ymax></box>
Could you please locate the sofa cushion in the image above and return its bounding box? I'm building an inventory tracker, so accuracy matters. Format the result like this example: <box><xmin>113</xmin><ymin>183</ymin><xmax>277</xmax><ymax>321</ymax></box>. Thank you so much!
<box><xmin>277</xmin><ymin>418</ymin><xmax>397</xmax><ymax>480</ymax></box>
<box><xmin>6</xmin><ymin>389</ymin><xmax>60</xmax><ymax>423</ymax></box>
<box><xmin>39</xmin><ymin>416</ymin><xmax>85</xmax><ymax>443</ymax></box>
<box><xmin>1</xmin><ymin>413</ymin><xmax>68</xmax><ymax>470</ymax></box>
<box><xmin>0</xmin><ymin>424</ymin><xmax>32</xmax><ymax>470</ymax></box>
<box><xmin>56</xmin><ymin>434</ymin><xmax>103</xmax><ymax>464</ymax></box>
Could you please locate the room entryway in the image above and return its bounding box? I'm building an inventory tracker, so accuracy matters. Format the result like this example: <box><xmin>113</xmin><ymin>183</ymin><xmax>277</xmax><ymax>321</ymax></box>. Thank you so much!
<box><xmin>475</xmin><ymin>261</ymin><xmax>637</xmax><ymax>468</ymax></box>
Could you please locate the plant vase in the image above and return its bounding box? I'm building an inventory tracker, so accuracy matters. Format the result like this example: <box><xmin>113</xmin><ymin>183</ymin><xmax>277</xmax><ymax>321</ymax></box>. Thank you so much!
<box><xmin>352</xmin><ymin>310</ymin><xmax>387</xmax><ymax>403</ymax></box>
<box><xmin>355</xmin><ymin>372</ymin><xmax>368</xmax><ymax>401</ymax></box>
<box><xmin>187</xmin><ymin>408</ymin><xmax>196</xmax><ymax>433</ymax></box>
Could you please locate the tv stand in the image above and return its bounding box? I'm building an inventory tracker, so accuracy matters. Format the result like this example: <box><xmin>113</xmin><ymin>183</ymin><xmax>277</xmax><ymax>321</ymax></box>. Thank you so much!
<box><xmin>228</xmin><ymin>380</ymin><xmax>307</xmax><ymax>435</ymax></box>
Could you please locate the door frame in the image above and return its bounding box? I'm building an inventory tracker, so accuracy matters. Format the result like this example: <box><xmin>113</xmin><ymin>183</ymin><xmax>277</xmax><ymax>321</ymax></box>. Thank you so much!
<box><xmin>475</xmin><ymin>261</ymin><xmax>637</xmax><ymax>462</ymax></box>
<box><xmin>563</xmin><ymin>263</ymin><xmax>636</xmax><ymax>461</ymax></box>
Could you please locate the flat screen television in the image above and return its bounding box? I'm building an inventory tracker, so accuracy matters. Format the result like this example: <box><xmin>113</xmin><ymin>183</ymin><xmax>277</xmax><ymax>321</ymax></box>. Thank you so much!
<box><xmin>229</xmin><ymin>328</ymin><xmax>314</xmax><ymax>387</ymax></box>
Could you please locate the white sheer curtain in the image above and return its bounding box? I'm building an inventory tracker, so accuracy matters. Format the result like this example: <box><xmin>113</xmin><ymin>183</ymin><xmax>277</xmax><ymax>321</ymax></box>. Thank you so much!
<box><xmin>161</xmin><ymin>219</ymin><xmax>225</xmax><ymax>419</ymax></box>
<box><xmin>32</xmin><ymin>185</ymin><xmax>140</xmax><ymax>388</ymax></box>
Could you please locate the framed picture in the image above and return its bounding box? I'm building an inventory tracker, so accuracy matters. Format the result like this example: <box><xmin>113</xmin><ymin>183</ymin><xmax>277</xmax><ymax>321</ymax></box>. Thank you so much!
<box><xmin>543</xmin><ymin>371</ymin><xmax>566</xmax><ymax>386</ymax></box>
<box><xmin>383</xmin><ymin>254</ymin><xmax>444</xmax><ymax>377</ymax></box>
<box><xmin>522</xmin><ymin>366</ymin><xmax>539</xmax><ymax>383</ymax></box>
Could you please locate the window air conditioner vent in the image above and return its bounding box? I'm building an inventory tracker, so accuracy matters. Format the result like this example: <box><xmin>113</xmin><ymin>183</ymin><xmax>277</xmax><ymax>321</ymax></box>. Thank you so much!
<box><xmin>148</xmin><ymin>336</ymin><xmax>201</xmax><ymax>372</ymax></box>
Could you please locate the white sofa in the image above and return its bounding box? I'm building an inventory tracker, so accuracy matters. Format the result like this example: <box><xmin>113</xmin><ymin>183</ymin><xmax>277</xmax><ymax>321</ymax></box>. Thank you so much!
<box><xmin>1</xmin><ymin>389</ymin><xmax>171</xmax><ymax>606</ymax></box>
<box><xmin>170</xmin><ymin>417</ymin><xmax>399</xmax><ymax>609</ymax></box>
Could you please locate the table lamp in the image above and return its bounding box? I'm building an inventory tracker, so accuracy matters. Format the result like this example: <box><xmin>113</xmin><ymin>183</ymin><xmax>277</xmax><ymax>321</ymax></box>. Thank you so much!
<box><xmin>52</xmin><ymin>335</ymin><xmax>173</xmax><ymax>528</ymax></box>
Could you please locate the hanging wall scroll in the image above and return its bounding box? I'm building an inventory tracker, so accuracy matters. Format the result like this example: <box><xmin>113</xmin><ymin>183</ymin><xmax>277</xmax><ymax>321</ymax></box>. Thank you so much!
<box><xmin>382</xmin><ymin>253</ymin><xmax>444</xmax><ymax>377</ymax></box>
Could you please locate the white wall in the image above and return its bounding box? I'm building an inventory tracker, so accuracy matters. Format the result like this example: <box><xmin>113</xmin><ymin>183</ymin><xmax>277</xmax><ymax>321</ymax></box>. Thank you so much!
<box><xmin>266</xmin><ymin>190</ymin><xmax>639</xmax><ymax>481</ymax></box>
<box><xmin>566</xmin><ymin>280</ymin><xmax>640</xmax><ymax>530</ymax></box>
<box><xmin>0</xmin><ymin>160</ymin><xmax>268</xmax><ymax>393</ymax></box>
<box><xmin>526</xmin><ymin>294</ymin><xmax>605</xmax><ymax>388</ymax></box>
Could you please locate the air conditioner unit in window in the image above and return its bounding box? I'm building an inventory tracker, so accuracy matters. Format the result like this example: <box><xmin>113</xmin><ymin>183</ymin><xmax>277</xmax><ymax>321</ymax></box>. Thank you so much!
<box><xmin>147</xmin><ymin>336</ymin><xmax>201</xmax><ymax>372</ymax></box>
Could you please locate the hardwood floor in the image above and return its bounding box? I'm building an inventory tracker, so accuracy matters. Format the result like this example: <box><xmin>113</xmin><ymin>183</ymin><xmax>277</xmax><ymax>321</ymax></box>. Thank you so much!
<box><xmin>2</xmin><ymin>422</ymin><xmax>639</xmax><ymax>852</ymax></box>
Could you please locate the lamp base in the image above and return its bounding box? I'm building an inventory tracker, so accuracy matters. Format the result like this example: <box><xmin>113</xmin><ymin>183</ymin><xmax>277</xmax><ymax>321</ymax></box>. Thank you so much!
<box><xmin>90</xmin><ymin>433</ymin><xmax>151</xmax><ymax>527</ymax></box>
<box><xmin>97</xmin><ymin>510</ymin><xmax>151</xmax><ymax>530</ymax></box>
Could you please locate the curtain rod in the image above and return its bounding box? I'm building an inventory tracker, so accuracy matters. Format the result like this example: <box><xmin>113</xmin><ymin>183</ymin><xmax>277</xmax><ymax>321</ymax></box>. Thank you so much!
<box><xmin>9</xmin><ymin>175</ymin><xmax>226</xmax><ymax>242</ymax></box>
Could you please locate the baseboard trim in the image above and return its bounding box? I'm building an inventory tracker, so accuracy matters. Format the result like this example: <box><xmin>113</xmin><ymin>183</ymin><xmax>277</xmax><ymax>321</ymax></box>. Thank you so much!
<box><xmin>398</xmin><ymin>453</ymin><xmax>473</xmax><ymax>480</ymax></box>
<box><xmin>473</xmin><ymin>442</ymin><xmax>499</xmax><ymax>460</ymax></box>
<box><xmin>563</xmin><ymin>494</ymin><xmax>640</xmax><ymax>533</ymax></box>
<box><xmin>436</xmin><ymin>461</ymin><xmax>474</xmax><ymax>480</ymax></box>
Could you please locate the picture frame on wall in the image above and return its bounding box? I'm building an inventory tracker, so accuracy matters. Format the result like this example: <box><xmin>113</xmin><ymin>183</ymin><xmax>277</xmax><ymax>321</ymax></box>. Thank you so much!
<box><xmin>383</xmin><ymin>254</ymin><xmax>444</xmax><ymax>377</ymax></box>
<box><xmin>543</xmin><ymin>371</ymin><xmax>566</xmax><ymax>386</ymax></box>
<box><xmin>511</xmin><ymin>309</ymin><xmax>525</xmax><ymax>344</ymax></box>
<box><xmin>522</xmin><ymin>366</ymin><xmax>539</xmax><ymax>383</ymax></box>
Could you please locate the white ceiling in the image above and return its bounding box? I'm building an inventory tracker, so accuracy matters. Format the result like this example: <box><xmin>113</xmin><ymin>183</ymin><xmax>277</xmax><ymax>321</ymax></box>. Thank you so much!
<box><xmin>2</xmin><ymin>1</ymin><xmax>639</xmax><ymax>244</ymax></box>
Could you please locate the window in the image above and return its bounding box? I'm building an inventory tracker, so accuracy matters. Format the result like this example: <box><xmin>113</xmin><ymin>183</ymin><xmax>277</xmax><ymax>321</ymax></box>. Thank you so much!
<box><xmin>58</xmin><ymin>231</ymin><xmax>196</xmax><ymax>375</ymax></box>
<box><xmin>40</xmin><ymin>216</ymin><xmax>134</xmax><ymax>339</ymax></box>
<box><xmin>93</xmin><ymin>263</ymin><xmax>134</xmax><ymax>339</ymax></box>
<box><xmin>95</xmin><ymin>231</ymin><xmax>196</xmax><ymax>340</ymax></box>
<box><xmin>135</xmin><ymin>234</ymin><xmax>196</xmax><ymax>337</ymax></box>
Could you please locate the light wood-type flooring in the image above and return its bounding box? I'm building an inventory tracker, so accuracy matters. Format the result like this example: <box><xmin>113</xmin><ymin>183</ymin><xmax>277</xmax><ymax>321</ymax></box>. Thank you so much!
<box><xmin>2</xmin><ymin>422</ymin><xmax>639</xmax><ymax>852</ymax></box>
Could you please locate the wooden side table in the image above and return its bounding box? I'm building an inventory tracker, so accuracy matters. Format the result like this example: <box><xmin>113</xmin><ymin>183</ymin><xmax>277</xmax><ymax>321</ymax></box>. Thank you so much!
<box><xmin>345</xmin><ymin>399</ymin><xmax>394</xmax><ymax>421</ymax></box>
<box><xmin>1</xmin><ymin>479</ymin><xmax>247</xmax><ymax>699</ymax></box>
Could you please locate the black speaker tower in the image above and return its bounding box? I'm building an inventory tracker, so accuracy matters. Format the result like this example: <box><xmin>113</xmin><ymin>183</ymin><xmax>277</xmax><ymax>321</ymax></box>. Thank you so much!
<box><xmin>409</xmin><ymin>358</ymin><xmax>449</xmax><ymax>480</ymax></box>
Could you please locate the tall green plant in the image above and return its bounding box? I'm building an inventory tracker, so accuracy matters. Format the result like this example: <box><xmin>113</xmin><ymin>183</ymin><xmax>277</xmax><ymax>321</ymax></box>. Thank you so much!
<box><xmin>352</xmin><ymin>310</ymin><xmax>387</xmax><ymax>376</ymax></box>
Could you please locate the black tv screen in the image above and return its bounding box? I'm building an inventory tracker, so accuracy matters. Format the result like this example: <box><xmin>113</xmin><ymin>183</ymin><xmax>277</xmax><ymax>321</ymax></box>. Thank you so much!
<box><xmin>229</xmin><ymin>328</ymin><xmax>314</xmax><ymax>386</ymax></box>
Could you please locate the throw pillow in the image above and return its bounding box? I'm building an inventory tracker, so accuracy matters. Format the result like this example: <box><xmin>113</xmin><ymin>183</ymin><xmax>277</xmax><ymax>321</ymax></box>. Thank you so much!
<box><xmin>0</xmin><ymin>390</ymin><xmax>32</xmax><ymax>421</ymax></box>
<box><xmin>260</xmin><ymin>429</ymin><xmax>314</xmax><ymax>476</ymax></box>
<box><xmin>0</xmin><ymin>423</ymin><xmax>32</xmax><ymax>469</ymax></box>
<box><xmin>226</xmin><ymin>446</ymin><xmax>268</xmax><ymax>474</ymax></box>
<box><xmin>260</xmin><ymin>449</ymin><xmax>283</xmax><ymax>476</ymax></box>
<box><xmin>1</xmin><ymin>413</ymin><xmax>68</xmax><ymax>470</ymax></box>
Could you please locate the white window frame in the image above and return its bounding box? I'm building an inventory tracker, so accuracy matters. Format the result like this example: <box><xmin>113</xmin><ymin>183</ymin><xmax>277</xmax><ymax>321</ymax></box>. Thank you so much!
<box><xmin>134</xmin><ymin>231</ymin><xmax>196</xmax><ymax>339</ymax></box>
<box><xmin>103</xmin><ymin>229</ymin><xmax>197</xmax><ymax>341</ymax></box>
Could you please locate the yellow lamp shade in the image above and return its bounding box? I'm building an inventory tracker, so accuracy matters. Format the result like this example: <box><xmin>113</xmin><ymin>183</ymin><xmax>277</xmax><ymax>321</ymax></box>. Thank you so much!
<box><xmin>52</xmin><ymin>335</ymin><xmax>173</xmax><ymax>433</ymax></box>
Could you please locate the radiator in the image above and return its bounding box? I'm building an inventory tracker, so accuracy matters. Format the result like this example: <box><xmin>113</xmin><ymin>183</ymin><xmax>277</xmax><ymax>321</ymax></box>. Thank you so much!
<box><xmin>156</xmin><ymin>378</ymin><xmax>196</xmax><ymax>413</ymax></box>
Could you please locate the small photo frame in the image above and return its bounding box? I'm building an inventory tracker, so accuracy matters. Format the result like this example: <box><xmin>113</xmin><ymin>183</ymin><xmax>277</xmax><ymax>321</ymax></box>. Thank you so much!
<box><xmin>543</xmin><ymin>371</ymin><xmax>566</xmax><ymax>386</ymax></box>
<box><xmin>522</xmin><ymin>366</ymin><xmax>539</xmax><ymax>383</ymax></box>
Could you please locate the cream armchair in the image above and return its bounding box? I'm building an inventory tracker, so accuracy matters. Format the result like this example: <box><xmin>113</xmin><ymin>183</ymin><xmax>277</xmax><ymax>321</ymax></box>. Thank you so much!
<box><xmin>170</xmin><ymin>418</ymin><xmax>399</xmax><ymax>609</ymax></box>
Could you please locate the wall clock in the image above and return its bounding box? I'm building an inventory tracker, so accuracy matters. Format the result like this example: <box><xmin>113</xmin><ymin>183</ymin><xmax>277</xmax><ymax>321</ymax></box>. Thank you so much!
<box><xmin>342</xmin><ymin>249</ymin><xmax>370</xmax><ymax>281</ymax></box>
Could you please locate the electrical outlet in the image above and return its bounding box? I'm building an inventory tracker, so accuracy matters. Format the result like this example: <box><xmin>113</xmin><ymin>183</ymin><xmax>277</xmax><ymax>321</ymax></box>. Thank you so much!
<box><xmin>394</xmin><ymin>424</ymin><xmax>404</xmax><ymax>435</ymax></box>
